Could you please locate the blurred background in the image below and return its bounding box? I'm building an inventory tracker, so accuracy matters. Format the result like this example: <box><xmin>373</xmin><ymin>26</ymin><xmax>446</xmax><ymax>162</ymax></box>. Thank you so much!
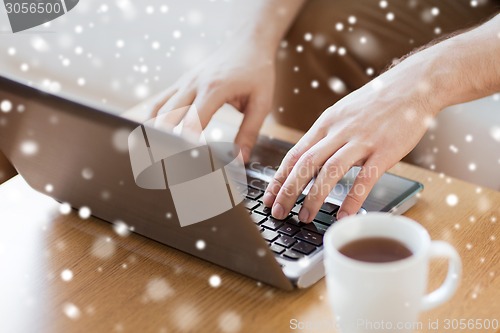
<box><xmin>0</xmin><ymin>0</ymin><xmax>499</xmax><ymax>189</ymax></box>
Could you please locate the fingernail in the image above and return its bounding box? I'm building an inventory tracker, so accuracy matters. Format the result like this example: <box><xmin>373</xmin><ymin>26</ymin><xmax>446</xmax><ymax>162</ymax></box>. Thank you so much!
<box><xmin>262</xmin><ymin>192</ymin><xmax>275</xmax><ymax>207</ymax></box>
<box><xmin>337</xmin><ymin>211</ymin><xmax>348</xmax><ymax>220</ymax></box>
<box><xmin>298</xmin><ymin>207</ymin><xmax>310</xmax><ymax>222</ymax></box>
<box><xmin>272</xmin><ymin>203</ymin><xmax>285</xmax><ymax>220</ymax></box>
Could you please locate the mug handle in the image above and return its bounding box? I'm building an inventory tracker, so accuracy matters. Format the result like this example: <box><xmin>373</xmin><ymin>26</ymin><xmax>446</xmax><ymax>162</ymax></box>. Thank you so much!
<box><xmin>421</xmin><ymin>241</ymin><xmax>462</xmax><ymax>311</ymax></box>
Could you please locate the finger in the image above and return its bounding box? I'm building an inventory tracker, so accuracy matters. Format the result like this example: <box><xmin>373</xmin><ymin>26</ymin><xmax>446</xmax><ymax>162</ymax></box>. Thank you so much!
<box><xmin>181</xmin><ymin>90</ymin><xmax>226</xmax><ymax>139</ymax></box>
<box><xmin>299</xmin><ymin>143</ymin><xmax>368</xmax><ymax>223</ymax></box>
<box><xmin>151</xmin><ymin>87</ymin><xmax>177</xmax><ymax>117</ymax></box>
<box><xmin>337</xmin><ymin>158</ymin><xmax>385</xmax><ymax>219</ymax></box>
<box><xmin>154</xmin><ymin>89</ymin><xmax>196</xmax><ymax>130</ymax></box>
<box><xmin>271</xmin><ymin>136</ymin><xmax>346</xmax><ymax>220</ymax></box>
<box><xmin>262</xmin><ymin>129</ymin><xmax>325</xmax><ymax>207</ymax></box>
<box><xmin>234</xmin><ymin>95</ymin><xmax>271</xmax><ymax>162</ymax></box>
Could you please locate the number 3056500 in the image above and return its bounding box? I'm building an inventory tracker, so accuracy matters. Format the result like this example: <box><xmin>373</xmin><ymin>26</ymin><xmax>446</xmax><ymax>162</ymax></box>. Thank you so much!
<box><xmin>5</xmin><ymin>2</ymin><xmax>62</xmax><ymax>14</ymax></box>
<box><xmin>443</xmin><ymin>319</ymin><xmax>499</xmax><ymax>330</ymax></box>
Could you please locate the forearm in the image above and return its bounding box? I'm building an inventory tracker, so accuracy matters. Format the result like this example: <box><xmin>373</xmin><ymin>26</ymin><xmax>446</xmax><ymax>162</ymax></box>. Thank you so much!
<box><xmin>427</xmin><ymin>14</ymin><xmax>500</xmax><ymax>110</ymax></box>
<box><xmin>235</xmin><ymin>0</ymin><xmax>307</xmax><ymax>53</ymax></box>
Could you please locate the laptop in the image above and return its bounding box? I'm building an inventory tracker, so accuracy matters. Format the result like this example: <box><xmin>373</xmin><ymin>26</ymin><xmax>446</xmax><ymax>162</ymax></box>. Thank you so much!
<box><xmin>0</xmin><ymin>75</ymin><xmax>423</xmax><ymax>290</ymax></box>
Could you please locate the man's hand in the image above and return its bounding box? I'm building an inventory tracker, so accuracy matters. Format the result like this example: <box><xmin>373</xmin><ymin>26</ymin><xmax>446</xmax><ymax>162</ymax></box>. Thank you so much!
<box><xmin>151</xmin><ymin>0</ymin><xmax>306</xmax><ymax>161</ymax></box>
<box><xmin>151</xmin><ymin>40</ymin><xmax>275</xmax><ymax>161</ymax></box>
<box><xmin>263</xmin><ymin>12</ymin><xmax>500</xmax><ymax>222</ymax></box>
<box><xmin>263</xmin><ymin>49</ymin><xmax>443</xmax><ymax>222</ymax></box>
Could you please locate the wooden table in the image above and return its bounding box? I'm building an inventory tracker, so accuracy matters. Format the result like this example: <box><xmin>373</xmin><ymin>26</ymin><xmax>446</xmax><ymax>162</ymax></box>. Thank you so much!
<box><xmin>0</xmin><ymin>108</ymin><xmax>499</xmax><ymax>333</ymax></box>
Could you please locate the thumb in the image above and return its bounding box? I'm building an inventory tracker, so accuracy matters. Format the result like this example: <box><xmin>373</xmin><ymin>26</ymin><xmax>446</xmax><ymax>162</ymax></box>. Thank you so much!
<box><xmin>234</xmin><ymin>95</ymin><xmax>270</xmax><ymax>162</ymax></box>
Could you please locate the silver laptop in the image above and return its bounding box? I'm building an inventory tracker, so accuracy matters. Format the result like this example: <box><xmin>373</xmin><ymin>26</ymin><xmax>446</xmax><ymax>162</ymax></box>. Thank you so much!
<box><xmin>0</xmin><ymin>75</ymin><xmax>423</xmax><ymax>290</ymax></box>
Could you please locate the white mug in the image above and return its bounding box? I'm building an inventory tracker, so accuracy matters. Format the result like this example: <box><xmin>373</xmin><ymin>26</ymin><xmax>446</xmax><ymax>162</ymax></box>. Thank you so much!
<box><xmin>323</xmin><ymin>213</ymin><xmax>462</xmax><ymax>333</ymax></box>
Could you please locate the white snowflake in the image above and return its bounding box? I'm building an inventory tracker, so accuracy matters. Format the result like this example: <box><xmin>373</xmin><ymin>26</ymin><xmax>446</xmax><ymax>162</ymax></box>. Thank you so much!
<box><xmin>63</xmin><ymin>303</ymin><xmax>81</xmax><ymax>320</ymax></box>
<box><xmin>82</xmin><ymin>168</ymin><xmax>94</xmax><ymax>180</ymax></box>
<box><xmin>172</xmin><ymin>30</ymin><xmax>182</xmax><ymax>39</ymax></box>
<box><xmin>490</xmin><ymin>126</ymin><xmax>500</xmax><ymax>142</ymax></box>
<box><xmin>449</xmin><ymin>145</ymin><xmax>459</xmax><ymax>154</ymax></box>
<box><xmin>59</xmin><ymin>202</ymin><xmax>72</xmax><ymax>215</ymax></box>
<box><xmin>152</xmin><ymin>41</ymin><xmax>160</xmax><ymax>50</ymax></box>
<box><xmin>328</xmin><ymin>77</ymin><xmax>346</xmax><ymax>94</ymax></box>
<box><xmin>196</xmin><ymin>240</ymin><xmax>206</xmax><ymax>250</ymax></box>
<box><xmin>0</xmin><ymin>100</ymin><xmax>12</xmax><ymax>113</ymax></box>
<box><xmin>218</xmin><ymin>311</ymin><xmax>242</xmax><ymax>333</ymax></box>
<box><xmin>91</xmin><ymin>236</ymin><xmax>116</xmax><ymax>259</ymax></box>
<box><xmin>113</xmin><ymin>221</ymin><xmax>131</xmax><ymax>237</ymax></box>
<box><xmin>190</xmin><ymin>149</ymin><xmax>199</xmax><ymax>158</ymax></box>
<box><xmin>144</xmin><ymin>278</ymin><xmax>174</xmax><ymax>302</ymax></box>
<box><xmin>31</xmin><ymin>37</ymin><xmax>50</xmax><ymax>52</ymax></box>
<box><xmin>134</xmin><ymin>84</ymin><xmax>149</xmax><ymax>98</ymax></box>
<box><xmin>20</xmin><ymin>140</ymin><xmax>39</xmax><ymax>156</ymax></box>
<box><xmin>209</xmin><ymin>274</ymin><xmax>221</xmax><ymax>288</ymax></box>
<box><xmin>61</xmin><ymin>269</ymin><xmax>74</xmax><ymax>281</ymax></box>
<box><xmin>41</xmin><ymin>184</ymin><xmax>53</xmax><ymax>194</ymax></box>
<box><xmin>446</xmin><ymin>194</ymin><xmax>458</xmax><ymax>207</ymax></box>
<box><xmin>79</xmin><ymin>206</ymin><xmax>91</xmax><ymax>219</ymax></box>
<box><xmin>210</xmin><ymin>128</ymin><xmax>223</xmax><ymax>141</ymax></box>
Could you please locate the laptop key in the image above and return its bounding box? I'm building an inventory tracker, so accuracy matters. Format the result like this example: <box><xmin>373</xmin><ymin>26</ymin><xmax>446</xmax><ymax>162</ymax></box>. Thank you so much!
<box><xmin>320</xmin><ymin>202</ymin><xmax>340</xmax><ymax>215</ymax></box>
<box><xmin>270</xmin><ymin>243</ymin><xmax>285</xmax><ymax>255</ymax></box>
<box><xmin>283</xmin><ymin>249</ymin><xmax>304</xmax><ymax>260</ymax></box>
<box><xmin>294</xmin><ymin>230</ymin><xmax>323</xmax><ymax>246</ymax></box>
<box><xmin>292</xmin><ymin>241</ymin><xmax>316</xmax><ymax>255</ymax></box>
<box><xmin>254</xmin><ymin>204</ymin><xmax>272</xmax><ymax>216</ymax></box>
<box><xmin>291</xmin><ymin>205</ymin><xmax>301</xmax><ymax>215</ymax></box>
<box><xmin>261</xmin><ymin>218</ymin><xmax>285</xmax><ymax>231</ymax></box>
<box><xmin>313</xmin><ymin>211</ymin><xmax>337</xmax><ymax>226</ymax></box>
<box><xmin>285</xmin><ymin>215</ymin><xmax>306</xmax><ymax>226</ymax></box>
<box><xmin>296</xmin><ymin>193</ymin><xmax>306</xmax><ymax>204</ymax></box>
<box><xmin>261</xmin><ymin>229</ymin><xmax>279</xmax><ymax>242</ymax></box>
<box><xmin>250</xmin><ymin>213</ymin><xmax>267</xmax><ymax>224</ymax></box>
<box><xmin>246</xmin><ymin>187</ymin><xmax>263</xmax><ymax>200</ymax></box>
<box><xmin>247</xmin><ymin>175</ymin><xmax>269</xmax><ymax>191</ymax></box>
<box><xmin>278</xmin><ymin>223</ymin><xmax>300</xmax><ymax>236</ymax></box>
<box><xmin>302</xmin><ymin>222</ymin><xmax>328</xmax><ymax>235</ymax></box>
<box><xmin>275</xmin><ymin>235</ymin><xmax>296</xmax><ymax>248</ymax></box>
<box><xmin>244</xmin><ymin>199</ymin><xmax>259</xmax><ymax>210</ymax></box>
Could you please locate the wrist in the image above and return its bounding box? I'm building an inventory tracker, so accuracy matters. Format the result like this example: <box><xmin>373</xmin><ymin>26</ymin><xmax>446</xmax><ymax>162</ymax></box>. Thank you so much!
<box><xmin>418</xmin><ymin>15</ymin><xmax>500</xmax><ymax>111</ymax></box>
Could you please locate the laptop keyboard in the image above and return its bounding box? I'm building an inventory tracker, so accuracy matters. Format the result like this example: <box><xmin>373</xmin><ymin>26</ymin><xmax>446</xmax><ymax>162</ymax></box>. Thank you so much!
<box><xmin>244</xmin><ymin>175</ymin><xmax>340</xmax><ymax>261</ymax></box>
